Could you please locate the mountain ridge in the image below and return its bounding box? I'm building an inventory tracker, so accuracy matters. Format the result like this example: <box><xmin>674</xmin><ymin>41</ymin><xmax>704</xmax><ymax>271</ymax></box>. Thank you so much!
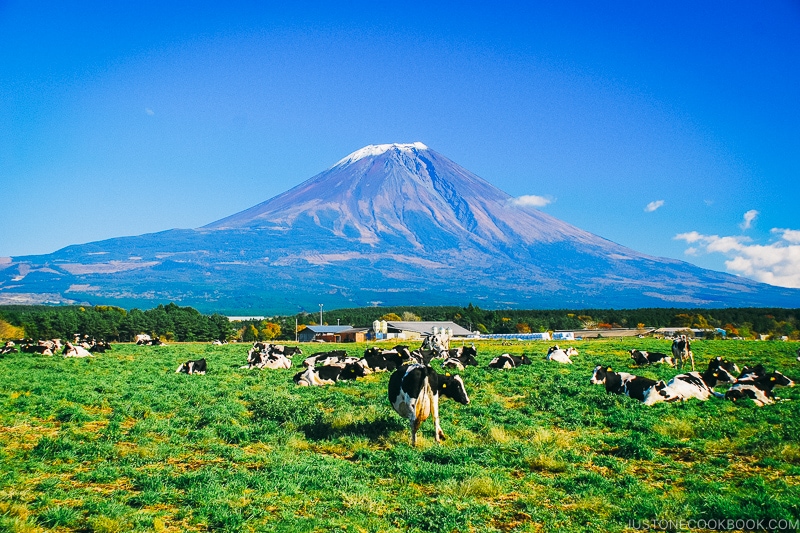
<box><xmin>1</xmin><ymin>143</ymin><xmax>798</xmax><ymax>313</ymax></box>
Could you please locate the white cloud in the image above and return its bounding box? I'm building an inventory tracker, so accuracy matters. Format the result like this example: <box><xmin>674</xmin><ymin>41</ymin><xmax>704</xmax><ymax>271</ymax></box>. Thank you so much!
<box><xmin>514</xmin><ymin>195</ymin><xmax>552</xmax><ymax>208</ymax></box>
<box><xmin>644</xmin><ymin>200</ymin><xmax>664</xmax><ymax>212</ymax></box>
<box><xmin>145</xmin><ymin>108</ymin><xmax>155</xmax><ymax>116</ymax></box>
<box><xmin>675</xmin><ymin>229</ymin><xmax>800</xmax><ymax>288</ymax></box>
<box><xmin>739</xmin><ymin>209</ymin><xmax>758</xmax><ymax>230</ymax></box>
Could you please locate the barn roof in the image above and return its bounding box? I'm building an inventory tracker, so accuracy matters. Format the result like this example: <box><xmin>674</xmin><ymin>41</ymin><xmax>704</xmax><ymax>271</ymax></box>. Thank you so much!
<box><xmin>303</xmin><ymin>325</ymin><xmax>353</xmax><ymax>334</ymax></box>
<box><xmin>385</xmin><ymin>321</ymin><xmax>472</xmax><ymax>337</ymax></box>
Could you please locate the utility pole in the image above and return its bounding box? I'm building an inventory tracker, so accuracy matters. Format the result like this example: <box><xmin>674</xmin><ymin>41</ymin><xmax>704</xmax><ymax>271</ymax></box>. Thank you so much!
<box><xmin>295</xmin><ymin>317</ymin><xmax>298</xmax><ymax>343</ymax></box>
<box><xmin>319</xmin><ymin>303</ymin><xmax>323</xmax><ymax>326</ymax></box>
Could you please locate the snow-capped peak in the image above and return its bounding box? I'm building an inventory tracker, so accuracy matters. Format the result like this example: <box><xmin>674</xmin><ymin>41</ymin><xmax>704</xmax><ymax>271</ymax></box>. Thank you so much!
<box><xmin>333</xmin><ymin>142</ymin><xmax>428</xmax><ymax>168</ymax></box>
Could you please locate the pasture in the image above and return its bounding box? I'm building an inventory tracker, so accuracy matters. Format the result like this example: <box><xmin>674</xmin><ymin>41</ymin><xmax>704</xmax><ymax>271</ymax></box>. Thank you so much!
<box><xmin>1</xmin><ymin>339</ymin><xmax>799</xmax><ymax>532</ymax></box>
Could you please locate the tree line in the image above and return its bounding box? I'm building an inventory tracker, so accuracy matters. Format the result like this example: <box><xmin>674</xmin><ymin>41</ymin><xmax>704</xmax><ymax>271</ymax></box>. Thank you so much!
<box><xmin>0</xmin><ymin>303</ymin><xmax>233</xmax><ymax>342</ymax></box>
<box><xmin>1</xmin><ymin>303</ymin><xmax>798</xmax><ymax>342</ymax></box>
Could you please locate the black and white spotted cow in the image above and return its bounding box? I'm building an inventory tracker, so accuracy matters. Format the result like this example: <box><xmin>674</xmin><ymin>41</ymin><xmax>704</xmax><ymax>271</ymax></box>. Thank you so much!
<box><xmin>590</xmin><ymin>365</ymin><xmax>660</xmax><ymax>402</ymax></box>
<box><xmin>420</xmin><ymin>332</ymin><xmax>451</xmax><ymax>359</ymax></box>
<box><xmin>725</xmin><ymin>371</ymin><xmax>794</xmax><ymax>406</ymax></box>
<box><xmin>89</xmin><ymin>340</ymin><xmax>112</xmax><ymax>353</ymax></box>
<box><xmin>358</xmin><ymin>350</ymin><xmax>405</xmax><ymax>373</ymax></box>
<box><xmin>488</xmin><ymin>353</ymin><xmax>532</xmax><ymax>369</ymax></box>
<box><xmin>671</xmin><ymin>335</ymin><xmax>695</xmax><ymax>371</ymax></box>
<box><xmin>629</xmin><ymin>349</ymin><xmax>674</xmax><ymax>366</ymax></box>
<box><xmin>441</xmin><ymin>346</ymin><xmax>478</xmax><ymax>370</ymax></box>
<box><xmin>176</xmin><ymin>358</ymin><xmax>207</xmax><ymax>375</ymax></box>
<box><xmin>293</xmin><ymin>362</ymin><xmax>367</xmax><ymax>386</ymax></box>
<box><xmin>302</xmin><ymin>350</ymin><xmax>358</xmax><ymax>368</ymax></box>
<box><xmin>388</xmin><ymin>364</ymin><xmax>470</xmax><ymax>446</ymax></box>
<box><xmin>643</xmin><ymin>357</ymin><xmax>738</xmax><ymax>405</ymax></box>
<box><xmin>736</xmin><ymin>364</ymin><xmax>767</xmax><ymax>383</ymax></box>
<box><xmin>545</xmin><ymin>345</ymin><xmax>576</xmax><ymax>364</ymax></box>
<box><xmin>62</xmin><ymin>342</ymin><xmax>92</xmax><ymax>358</ymax></box>
<box><xmin>0</xmin><ymin>341</ymin><xmax>17</xmax><ymax>355</ymax></box>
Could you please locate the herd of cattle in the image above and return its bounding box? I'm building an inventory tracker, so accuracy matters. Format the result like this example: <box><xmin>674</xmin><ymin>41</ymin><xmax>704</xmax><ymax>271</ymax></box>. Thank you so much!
<box><xmin>2</xmin><ymin>331</ymin><xmax>796</xmax><ymax>446</ymax></box>
<box><xmin>1</xmin><ymin>335</ymin><xmax>113</xmax><ymax>357</ymax></box>
<box><xmin>172</xmin><ymin>334</ymin><xmax>797</xmax><ymax>445</ymax></box>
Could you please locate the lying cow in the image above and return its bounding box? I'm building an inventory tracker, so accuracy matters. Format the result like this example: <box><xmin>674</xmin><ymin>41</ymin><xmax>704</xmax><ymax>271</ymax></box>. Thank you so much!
<box><xmin>176</xmin><ymin>358</ymin><xmax>207</xmax><ymax>375</ymax></box>
<box><xmin>643</xmin><ymin>357</ymin><xmax>738</xmax><ymax>405</ymax></box>
<box><xmin>303</xmin><ymin>350</ymin><xmax>358</xmax><ymax>368</ymax></box>
<box><xmin>736</xmin><ymin>364</ymin><xmax>766</xmax><ymax>383</ymax></box>
<box><xmin>546</xmin><ymin>345</ymin><xmax>576</xmax><ymax>364</ymax></box>
<box><xmin>62</xmin><ymin>342</ymin><xmax>92</xmax><ymax>358</ymax></box>
<box><xmin>293</xmin><ymin>362</ymin><xmax>367</xmax><ymax>386</ymax></box>
<box><xmin>629</xmin><ymin>349</ymin><xmax>674</xmax><ymax>366</ymax></box>
<box><xmin>726</xmin><ymin>370</ymin><xmax>794</xmax><ymax>406</ymax></box>
<box><xmin>0</xmin><ymin>341</ymin><xmax>17</xmax><ymax>355</ymax></box>
<box><xmin>488</xmin><ymin>353</ymin><xmax>532</xmax><ymax>369</ymax></box>
<box><xmin>441</xmin><ymin>347</ymin><xmax>478</xmax><ymax>370</ymax></box>
<box><xmin>590</xmin><ymin>365</ymin><xmax>659</xmax><ymax>402</ymax></box>
<box><xmin>388</xmin><ymin>364</ymin><xmax>470</xmax><ymax>446</ymax></box>
<box><xmin>358</xmin><ymin>350</ymin><xmax>405</xmax><ymax>373</ymax></box>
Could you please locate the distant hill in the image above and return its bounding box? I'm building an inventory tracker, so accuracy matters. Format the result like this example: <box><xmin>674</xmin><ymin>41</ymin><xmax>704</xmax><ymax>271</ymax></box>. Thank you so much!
<box><xmin>2</xmin><ymin>142</ymin><xmax>798</xmax><ymax>313</ymax></box>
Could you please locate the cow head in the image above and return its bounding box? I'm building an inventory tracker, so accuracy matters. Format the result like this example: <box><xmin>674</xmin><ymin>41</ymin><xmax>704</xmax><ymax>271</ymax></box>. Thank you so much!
<box><xmin>340</xmin><ymin>362</ymin><xmax>368</xmax><ymax>380</ymax></box>
<box><xmin>590</xmin><ymin>365</ymin><xmax>611</xmax><ymax>384</ymax></box>
<box><xmin>708</xmin><ymin>357</ymin><xmax>740</xmax><ymax>378</ymax></box>
<box><xmin>765</xmin><ymin>371</ymin><xmax>794</xmax><ymax>388</ymax></box>
<box><xmin>438</xmin><ymin>373</ymin><xmax>470</xmax><ymax>405</ymax></box>
<box><xmin>547</xmin><ymin>345</ymin><xmax>561</xmax><ymax>355</ymax></box>
<box><xmin>705</xmin><ymin>358</ymin><xmax>737</xmax><ymax>384</ymax></box>
<box><xmin>460</xmin><ymin>353</ymin><xmax>478</xmax><ymax>366</ymax></box>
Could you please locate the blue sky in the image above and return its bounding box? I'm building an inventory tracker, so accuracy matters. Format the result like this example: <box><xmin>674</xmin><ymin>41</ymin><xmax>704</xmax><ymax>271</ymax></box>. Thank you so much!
<box><xmin>2</xmin><ymin>1</ymin><xmax>799</xmax><ymax>288</ymax></box>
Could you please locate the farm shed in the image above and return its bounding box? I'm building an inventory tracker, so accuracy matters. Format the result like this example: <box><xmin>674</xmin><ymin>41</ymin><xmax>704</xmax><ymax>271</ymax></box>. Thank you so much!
<box><xmin>370</xmin><ymin>321</ymin><xmax>473</xmax><ymax>341</ymax></box>
<box><xmin>298</xmin><ymin>325</ymin><xmax>354</xmax><ymax>343</ymax></box>
<box><xmin>339</xmin><ymin>327</ymin><xmax>369</xmax><ymax>343</ymax></box>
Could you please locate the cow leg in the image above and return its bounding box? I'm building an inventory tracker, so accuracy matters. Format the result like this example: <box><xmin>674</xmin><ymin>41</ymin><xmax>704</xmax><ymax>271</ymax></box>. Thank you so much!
<box><xmin>432</xmin><ymin>399</ymin><xmax>445</xmax><ymax>443</ymax></box>
<box><xmin>409</xmin><ymin>415</ymin><xmax>421</xmax><ymax>447</ymax></box>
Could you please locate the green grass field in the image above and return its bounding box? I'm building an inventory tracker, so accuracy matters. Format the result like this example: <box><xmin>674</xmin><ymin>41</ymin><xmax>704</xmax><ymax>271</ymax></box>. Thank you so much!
<box><xmin>1</xmin><ymin>339</ymin><xmax>799</xmax><ymax>532</ymax></box>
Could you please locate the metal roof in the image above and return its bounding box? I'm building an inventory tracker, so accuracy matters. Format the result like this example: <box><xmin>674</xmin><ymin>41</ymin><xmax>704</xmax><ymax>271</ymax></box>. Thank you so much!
<box><xmin>385</xmin><ymin>321</ymin><xmax>472</xmax><ymax>337</ymax></box>
<box><xmin>304</xmin><ymin>325</ymin><xmax>353</xmax><ymax>334</ymax></box>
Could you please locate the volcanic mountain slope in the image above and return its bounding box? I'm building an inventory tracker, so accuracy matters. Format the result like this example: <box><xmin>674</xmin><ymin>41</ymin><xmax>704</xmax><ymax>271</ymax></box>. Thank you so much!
<box><xmin>2</xmin><ymin>142</ymin><xmax>798</xmax><ymax>313</ymax></box>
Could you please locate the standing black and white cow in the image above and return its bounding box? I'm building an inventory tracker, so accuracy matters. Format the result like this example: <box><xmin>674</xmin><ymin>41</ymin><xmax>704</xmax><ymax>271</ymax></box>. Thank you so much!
<box><xmin>488</xmin><ymin>353</ymin><xmax>532</xmax><ymax>369</ymax></box>
<box><xmin>671</xmin><ymin>335</ymin><xmax>695</xmax><ymax>371</ymax></box>
<box><xmin>590</xmin><ymin>365</ymin><xmax>660</xmax><ymax>402</ymax></box>
<box><xmin>630</xmin><ymin>349</ymin><xmax>674</xmax><ymax>366</ymax></box>
<box><xmin>643</xmin><ymin>357</ymin><xmax>737</xmax><ymax>405</ymax></box>
<box><xmin>725</xmin><ymin>371</ymin><xmax>794</xmax><ymax>406</ymax></box>
<box><xmin>388</xmin><ymin>364</ymin><xmax>470</xmax><ymax>446</ymax></box>
<box><xmin>176</xmin><ymin>358</ymin><xmax>207</xmax><ymax>375</ymax></box>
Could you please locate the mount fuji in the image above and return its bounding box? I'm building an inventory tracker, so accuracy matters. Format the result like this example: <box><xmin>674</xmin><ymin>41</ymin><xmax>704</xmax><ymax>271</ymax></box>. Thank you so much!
<box><xmin>2</xmin><ymin>142</ymin><xmax>798</xmax><ymax>313</ymax></box>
